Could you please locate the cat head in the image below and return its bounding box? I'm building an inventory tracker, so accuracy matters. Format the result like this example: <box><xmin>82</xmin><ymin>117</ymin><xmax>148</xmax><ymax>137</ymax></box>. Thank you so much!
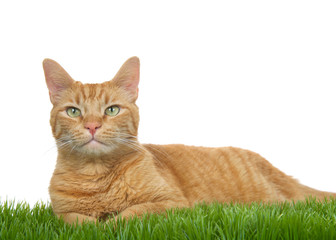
<box><xmin>43</xmin><ymin>57</ymin><xmax>140</xmax><ymax>157</ymax></box>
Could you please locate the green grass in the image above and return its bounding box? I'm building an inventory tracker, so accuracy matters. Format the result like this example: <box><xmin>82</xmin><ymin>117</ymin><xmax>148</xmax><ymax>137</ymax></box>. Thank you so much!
<box><xmin>1</xmin><ymin>199</ymin><xmax>336</xmax><ymax>239</ymax></box>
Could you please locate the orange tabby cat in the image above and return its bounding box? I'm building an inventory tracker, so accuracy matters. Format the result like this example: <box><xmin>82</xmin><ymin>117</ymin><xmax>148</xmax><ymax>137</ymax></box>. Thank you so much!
<box><xmin>43</xmin><ymin>57</ymin><xmax>335</xmax><ymax>224</ymax></box>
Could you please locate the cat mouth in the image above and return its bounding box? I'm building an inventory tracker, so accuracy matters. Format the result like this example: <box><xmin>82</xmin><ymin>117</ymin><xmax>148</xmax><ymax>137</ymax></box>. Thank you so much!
<box><xmin>83</xmin><ymin>139</ymin><xmax>106</xmax><ymax>147</ymax></box>
<box><xmin>76</xmin><ymin>137</ymin><xmax>113</xmax><ymax>155</ymax></box>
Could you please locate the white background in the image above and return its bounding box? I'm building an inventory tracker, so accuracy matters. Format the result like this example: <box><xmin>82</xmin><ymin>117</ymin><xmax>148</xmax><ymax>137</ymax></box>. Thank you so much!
<box><xmin>0</xmin><ymin>0</ymin><xmax>335</xmax><ymax>206</ymax></box>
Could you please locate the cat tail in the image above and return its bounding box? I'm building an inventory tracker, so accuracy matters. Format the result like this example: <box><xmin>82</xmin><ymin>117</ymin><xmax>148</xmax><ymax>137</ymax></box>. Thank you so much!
<box><xmin>298</xmin><ymin>184</ymin><xmax>336</xmax><ymax>202</ymax></box>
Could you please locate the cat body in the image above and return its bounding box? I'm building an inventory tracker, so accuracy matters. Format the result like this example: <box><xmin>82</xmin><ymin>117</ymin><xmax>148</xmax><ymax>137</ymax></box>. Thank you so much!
<box><xmin>44</xmin><ymin>57</ymin><xmax>334</xmax><ymax>224</ymax></box>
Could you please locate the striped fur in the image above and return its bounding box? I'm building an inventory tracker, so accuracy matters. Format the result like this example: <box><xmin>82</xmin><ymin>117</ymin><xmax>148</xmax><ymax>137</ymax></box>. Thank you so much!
<box><xmin>43</xmin><ymin>57</ymin><xmax>335</xmax><ymax>224</ymax></box>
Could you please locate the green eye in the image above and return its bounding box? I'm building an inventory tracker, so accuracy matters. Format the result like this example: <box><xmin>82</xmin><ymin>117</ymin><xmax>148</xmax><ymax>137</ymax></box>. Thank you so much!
<box><xmin>105</xmin><ymin>105</ymin><xmax>120</xmax><ymax>116</ymax></box>
<box><xmin>66</xmin><ymin>107</ymin><xmax>81</xmax><ymax>117</ymax></box>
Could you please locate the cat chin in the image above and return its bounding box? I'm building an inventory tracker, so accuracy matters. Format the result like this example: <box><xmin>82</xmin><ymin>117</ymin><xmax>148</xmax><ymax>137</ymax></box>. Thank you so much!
<box><xmin>82</xmin><ymin>144</ymin><xmax>112</xmax><ymax>155</ymax></box>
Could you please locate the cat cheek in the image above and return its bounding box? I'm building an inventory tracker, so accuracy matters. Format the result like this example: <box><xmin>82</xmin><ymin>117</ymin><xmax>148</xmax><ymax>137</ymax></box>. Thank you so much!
<box><xmin>54</xmin><ymin>124</ymin><xmax>62</xmax><ymax>138</ymax></box>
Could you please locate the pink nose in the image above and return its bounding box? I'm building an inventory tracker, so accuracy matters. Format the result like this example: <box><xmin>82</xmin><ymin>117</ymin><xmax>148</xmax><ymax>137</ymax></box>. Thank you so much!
<box><xmin>84</xmin><ymin>122</ymin><xmax>102</xmax><ymax>136</ymax></box>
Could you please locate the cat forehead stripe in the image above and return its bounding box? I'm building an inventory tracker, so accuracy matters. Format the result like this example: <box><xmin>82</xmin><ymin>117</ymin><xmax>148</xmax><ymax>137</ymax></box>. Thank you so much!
<box><xmin>74</xmin><ymin>84</ymin><xmax>108</xmax><ymax>101</ymax></box>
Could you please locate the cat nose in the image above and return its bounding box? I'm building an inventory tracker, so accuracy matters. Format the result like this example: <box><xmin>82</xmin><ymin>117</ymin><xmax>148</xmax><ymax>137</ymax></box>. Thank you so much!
<box><xmin>84</xmin><ymin>122</ymin><xmax>102</xmax><ymax>136</ymax></box>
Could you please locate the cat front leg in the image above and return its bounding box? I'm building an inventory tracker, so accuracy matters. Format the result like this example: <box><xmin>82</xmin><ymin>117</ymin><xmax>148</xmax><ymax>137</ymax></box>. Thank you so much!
<box><xmin>115</xmin><ymin>200</ymin><xmax>189</xmax><ymax>220</ymax></box>
<box><xmin>57</xmin><ymin>212</ymin><xmax>97</xmax><ymax>225</ymax></box>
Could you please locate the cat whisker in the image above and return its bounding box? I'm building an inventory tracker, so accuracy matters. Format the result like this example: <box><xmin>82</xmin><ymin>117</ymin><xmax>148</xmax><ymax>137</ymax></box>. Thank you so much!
<box><xmin>104</xmin><ymin>130</ymin><xmax>138</xmax><ymax>140</ymax></box>
<box><xmin>68</xmin><ymin>144</ymin><xmax>77</xmax><ymax>156</ymax></box>
<box><xmin>141</xmin><ymin>144</ymin><xmax>171</xmax><ymax>168</ymax></box>
<box><xmin>43</xmin><ymin>144</ymin><xmax>59</xmax><ymax>156</ymax></box>
<box><xmin>143</xmin><ymin>144</ymin><xmax>170</xmax><ymax>159</ymax></box>
<box><xmin>43</xmin><ymin>136</ymin><xmax>73</xmax><ymax>155</ymax></box>
<box><xmin>57</xmin><ymin>140</ymin><xmax>73</xmax><ymax>148</ymax></box>
<box><xmin>114</xmin><ymin>137</ymin><xmax>147</xmax><ymax>155</ymax></box>
<box><xmin>115</xmin><ymin>132</ymin><xmax>137</xmax><ymax>137</ymax></box>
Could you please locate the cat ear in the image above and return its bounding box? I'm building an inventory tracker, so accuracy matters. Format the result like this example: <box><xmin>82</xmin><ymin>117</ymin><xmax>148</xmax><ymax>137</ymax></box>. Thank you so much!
<box><xmin>111</xmin><ymin>56</ymin><xmax>140</xmax><ymax>102</ymax></box>
<box><xmin>43</xmin><ymin>59</ymin><xmax>74</xmax><ymax>104</ymax></box>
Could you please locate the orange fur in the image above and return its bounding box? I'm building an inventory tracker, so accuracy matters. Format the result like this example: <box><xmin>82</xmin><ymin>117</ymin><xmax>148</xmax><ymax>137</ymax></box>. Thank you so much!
<box><xmin>43</xmin><ymin>57</ymin><xmax>335</xmax><ymax>224</ymax></box>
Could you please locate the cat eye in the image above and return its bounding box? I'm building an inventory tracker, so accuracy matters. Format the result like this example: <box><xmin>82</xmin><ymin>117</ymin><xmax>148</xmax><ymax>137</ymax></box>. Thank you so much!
<box><xmin>66</xmin><ymin>107</ymin><xmax>81</xmax><ymax>118</ymax></box>
<box><xmin>105</xmin><ymin>105</ymin><xmax>120</xmax><ymax>116</ymax></box>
